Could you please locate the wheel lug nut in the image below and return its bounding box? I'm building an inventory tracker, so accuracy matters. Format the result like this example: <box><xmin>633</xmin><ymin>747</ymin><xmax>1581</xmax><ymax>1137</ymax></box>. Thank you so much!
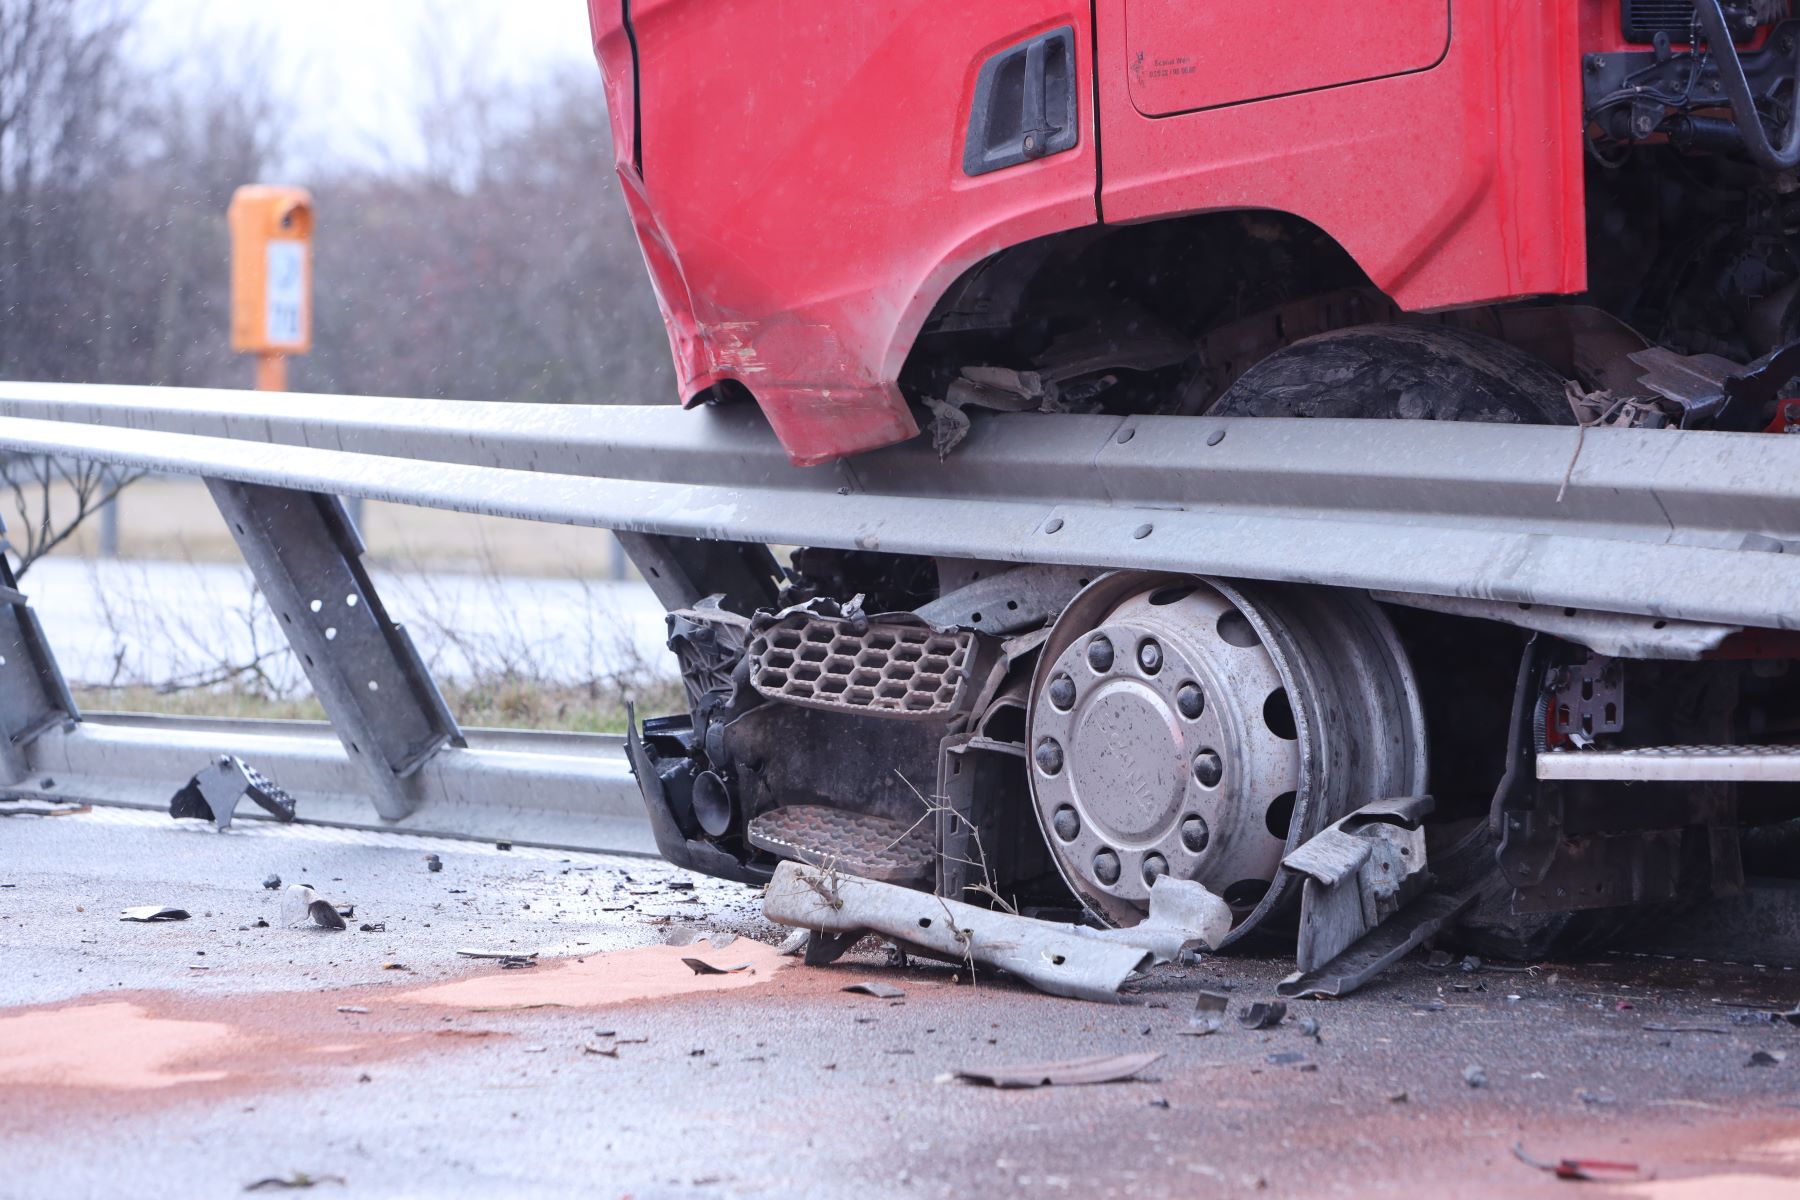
<box><xmin>1048</xmin><ymin>673</ymin><xmax>1076</xmax><ymax>710</ymax></box>
<box><xmin>1087</xmin><ymin>635</ymin><xmax>1115</xmax><ymax>673</ymax></box>
<box><xmin>1192</xmin><ymin>749</ymin><xmax>1223</xmax><ymax>788</ymax></box>
<box><xmin>1181</xmin><ymin>815</ymin><xmax>1210</xmax><ymax>851</ymax></box>
<box><xmin>1176</xmin><ymin>682</ymin><xmax>1204</xmax><ymax>720</ymax></box>
<box><xmin>1035</xmin><ymin>738</ymin><xmax>1065</xmax><ymax>776</ymax></box>
<box><xmin>1052</xmin><ymin>805</ymin><xmax>1080</xmax><ymax>841</ymax></box>
<box><xmin>1136</xmin><ymin>638</ymin><xmax>1162</xmax><ymax>674</ymax></box>
<box><xmin>1142</xmin><ymin>853</ymin><xmax>1169</xmax><ymax>885</ymax></box>
<box><xmin>1093</xmin><ymin>849</ymin><xmax>1121</xmax><ymax>885</ymax></box>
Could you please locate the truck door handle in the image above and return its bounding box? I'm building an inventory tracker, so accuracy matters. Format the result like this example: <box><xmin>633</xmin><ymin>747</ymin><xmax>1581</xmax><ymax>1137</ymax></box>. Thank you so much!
<box><xmin>963</xmin><ymin>26</ymin><xmax>1079</xmax><ymax>177</ymax></box>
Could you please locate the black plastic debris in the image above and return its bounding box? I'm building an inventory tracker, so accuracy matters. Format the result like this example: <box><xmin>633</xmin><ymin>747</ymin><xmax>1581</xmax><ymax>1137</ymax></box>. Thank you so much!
<box><xmin>682</xmin><ymin>958</ymin><xmax>751</xmax><ymax>975</ymax></box>
<box><xmin>1747</xmin><ymin>1049</ymin><xmax>1785</xmax><ymax>1067</ymax></box>
<box><xmin>1238</xmin><ymin>1001</ymin><xmax>1287</xmax><ymax>1029</ymax></box>
<box><xmin>119</xmin><ymin>906</ymin><xmax>190</xmax><ymax>922</ymax></box>
<box><xmin>168</xmin><ymin>755</ymin><xmax>296</xmax><ymax>832</ymax></box>
<box><xmin>262</xmin><ymin>874</ymin><xmax>282</xmax><ymax>891</ymax></box>
<box><xmin>359</xmin><ymin>922</ymin><xmax>386</xmax><ymax>933</ymax></box>
<box><xmin>1462</xmin><ymin>1064</ymin><xmax>1489</xmax><ymax>1088</ymax></box>
<box><xmin>842</xmin><ymin>981</ymin><xmax>905</xmax><ymax>999</ymax></box>
<box><xmin>425</xmin><ymin>854</ymin><xmax>442</xmax><ymax>873</ymax></box>
<box><xmin>244</xmin><ymin>1171</ymin><xmax>347</xmax><ymax>1191</ymax></box>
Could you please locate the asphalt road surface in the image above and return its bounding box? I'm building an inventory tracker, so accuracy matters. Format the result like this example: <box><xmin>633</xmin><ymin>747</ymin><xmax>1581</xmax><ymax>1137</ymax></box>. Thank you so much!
<box><xmin>4</xmin><ymin>806</ymin><xmax>1799</xmax><ymax>1199</ymax></box>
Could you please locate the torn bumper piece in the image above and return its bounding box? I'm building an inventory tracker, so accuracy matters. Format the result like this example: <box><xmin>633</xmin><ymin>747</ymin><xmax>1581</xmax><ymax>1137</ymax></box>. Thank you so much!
<box><xmin>168</xmin><ymin>754</ymin><xmax>297</xmax><ymax>831</ymax></box>
<box><xmin>762</xmin><ymin>860</ymin><xmax>1231</xmax><ymax>1003</ymax></box>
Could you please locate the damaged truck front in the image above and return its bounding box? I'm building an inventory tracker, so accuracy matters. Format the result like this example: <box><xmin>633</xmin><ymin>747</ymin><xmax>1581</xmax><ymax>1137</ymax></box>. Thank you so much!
<box><xmin>596</xmin><ymin>0</ymin><xmax>1800</xmax><ymax>991</ymax></box>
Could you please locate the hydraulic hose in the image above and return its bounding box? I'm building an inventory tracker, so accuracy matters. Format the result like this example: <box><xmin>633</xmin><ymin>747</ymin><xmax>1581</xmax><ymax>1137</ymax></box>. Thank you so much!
<box><xmin>1693</xmin><ymin>0</ymin><xmax>1800</xmax><ymax>169</ymax></box>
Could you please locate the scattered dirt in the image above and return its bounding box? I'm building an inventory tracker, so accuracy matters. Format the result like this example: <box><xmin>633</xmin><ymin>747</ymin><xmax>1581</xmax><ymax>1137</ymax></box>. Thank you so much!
<box><xmin>391</xmin><ymin>941</ymin><xmax>790</xmax><ymax>1010</ymax></box>
<box><xmin>0</xmin><ymin>1001</ymin><xmax>235</xmax><ymax>1091</ymax></box>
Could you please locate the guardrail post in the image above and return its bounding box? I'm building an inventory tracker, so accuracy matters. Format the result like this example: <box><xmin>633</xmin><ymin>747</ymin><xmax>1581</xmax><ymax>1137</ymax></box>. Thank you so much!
<box><xmin>0</xmin><ymin>549</ymin><xmax>79</xmax><ymax>786</ymax></box>
<box><xmin>207</xmin><ymin>479</ymin><xmax>462</xmax><ymax>819</ymax></box>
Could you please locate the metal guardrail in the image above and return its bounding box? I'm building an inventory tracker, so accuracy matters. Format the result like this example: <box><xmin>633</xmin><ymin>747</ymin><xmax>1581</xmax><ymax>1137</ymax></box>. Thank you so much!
<box><xmin>17</xmin><ymin>713</ymin><xmax>653</xmax><ymax>854</ymax></box>
<box><xmin>3</xmin><ymin>380</ymin><xmax>1800</xmax><ymax>848</ymax></box>
<box><xmin>0</xmin><ymin>382</ymin><xmax>1797</xmax><ymax>629</ymax></box>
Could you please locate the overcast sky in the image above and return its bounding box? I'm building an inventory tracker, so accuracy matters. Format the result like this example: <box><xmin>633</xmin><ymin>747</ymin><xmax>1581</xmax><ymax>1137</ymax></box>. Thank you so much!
<box><xmin>128</xmin><ymin>0</ymin><xmax>600</xmax><ymax>171</ymax></box>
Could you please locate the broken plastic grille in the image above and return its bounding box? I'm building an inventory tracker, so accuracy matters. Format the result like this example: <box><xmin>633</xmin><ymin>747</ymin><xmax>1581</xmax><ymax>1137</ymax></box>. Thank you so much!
<box><xmin>747</xmin><ymin>612</ymin><xmax>972</xmax><ymax>717</ymax></box>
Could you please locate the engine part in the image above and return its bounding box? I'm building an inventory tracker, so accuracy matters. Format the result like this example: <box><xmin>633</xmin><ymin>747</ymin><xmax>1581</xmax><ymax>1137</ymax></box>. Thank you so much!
<box><xmin>1026</xmin><ymin>573</ymin><xmax>1426</xmax><ymax>939</ymax></box>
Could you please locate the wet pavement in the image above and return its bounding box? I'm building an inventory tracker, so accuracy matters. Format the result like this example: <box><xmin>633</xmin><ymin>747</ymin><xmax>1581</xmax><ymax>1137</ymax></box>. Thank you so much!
<box><xmin>4</xmin><ymin>806</ymin><xmax>1800</xmax><ymax>1198</ymax></box>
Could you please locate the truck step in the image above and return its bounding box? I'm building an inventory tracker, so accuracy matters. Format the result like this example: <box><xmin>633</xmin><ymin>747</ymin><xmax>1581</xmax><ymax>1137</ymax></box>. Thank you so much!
<box><xmin>746</xmin><ymin>804</ymin><xmax>934</xmax><ymax>884</ymax></box>
<box><xmin>1537</xmin><ymin>744</ymin><xmax>1800</xmax><ymax>782</ymax></box>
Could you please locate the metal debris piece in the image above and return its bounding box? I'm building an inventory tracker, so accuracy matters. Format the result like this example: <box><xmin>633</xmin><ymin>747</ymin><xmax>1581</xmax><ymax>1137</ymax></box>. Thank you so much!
<box><xmin>425</xmin><ymin>854</ymin><xmax>442</xmax><ymax>873</ymax></box>
<box><xmin>776</xmin><ymin>929</ymin><xmax>811</xmax><ymax>957</ymax></box>
<box><xmin>1282</xmin><ymin>796</ymin><xmax>1433</xmax><ymax>974</ymax></box>
<box><xmin>335</xmin><ymin>1006</ymin><xmax>369</xmax><ymax>1014</ymax></box>
<box><xmin>168</xmin><ymin>755</ymin><xmax>296</xmax><ymax>831</ymax></box>
<box><xmin>457</xmin><ymin>948</ymin><xmax>540</xmax><ymax>960</ymax></box>
<box><xmin>1278</xmin><ymin>889</ymin><xmax>1477</xmax><ymax>999</ymax></box>
<box><xmin>761</xmin><ymin>860</ymin><xmax>1230</xmax><ymax>1003</ymax></box>
<box><xmin>1238</xmin><ymin>1002</ymin><xmax>1287</xmax><ymax>1030</ymax></box>
<box><xmin>1512</xmin><ymin>1142</ymin><xmax>1648</xmax><ymax>1183</ymax></box>
<box><xmin>262</xmin><ymin>874</ymin><xmax>281</xmax><ymax>890</ymax></box>
<box><xmin>1190</xmin><ymin>991</ymin><xmax>1229</xmax><ymax>1035</ymax></box>
<box><xmin>1463</xmin><ymin>1064</ymin><xmax>1489</xmax><ymax>1088</ymax></box>
<box><xmin>281</xmin><ymin>885</ymin><xmax>346</xmax><ymax>931</ymax></box>
<box><xmin>119</xmin><ymin>905</ymin><xmax>190</xmax><ymax>922</ymax></box>
<box><xmin>358</xmin><ymin>922</ymin><xmax>385</xmax><ymax>933</ymax></box>
<box><xmin>682</xmin><ymin>958</ymin><xmax>751</xmax><ymax>975</ymax></box>
<box><xmin>953</xmin><ymin>1052</ymin><xmax>1163</xmax><ymax>1089</ymax></box>
<box><xmin>582</xmin><ymin>1043</ymin><xmax>619</xmax><ymax>1058</ymax></box>
<box><xmin>842</xmin><ymin>981</ymin><xmax>905</xmax><ymax>999</ymax></box>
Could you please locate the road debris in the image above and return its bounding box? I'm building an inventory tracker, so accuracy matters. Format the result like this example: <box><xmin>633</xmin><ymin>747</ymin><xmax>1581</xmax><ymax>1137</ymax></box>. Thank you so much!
<box><xmin>1511</xmin><ymin>1142</ymin><xmax>1648</xmax><ymax>1183</ymax></box>
<box><xmin>243</xmin><ymin>1172</ymin><xmax>346</xmax><ymax>1192</ymax></box>
<box><xmin>425</xmin><ymin>854</ymin><xmax>442</xmax><ymax>873</ymax></box>
<box><xmin>281</xmin><ymin>885</ymin><xmax>346</xmax><ymax>931</ymax></box>
<box><xmin>335</xmin><ymin>1006</ymin><xmax>369</xmax><ymax>1014</ymax></box>
<box><xmin>262</xmin><ymin>874</ymin><xmax>281</xmax><ymax>890</ymax></box>
<box><xmin>582</xmin><ymin>1042</ymin><xmax>620</xmax><ymax>1057</ymax></box>
<box><xmin>762</xmin><ymin>860</ymin><xmax>1229</xmax><ymax>1002</ymax></box>
<box><xmin>682</xmin><ymin>958</ymin><xmax>752</xmax><ymax>975</ymax></box>
<box><xmin>359</xmin><ymin>922</ymin><xmax>385</xmax><ymax>933</ymax></box>
<box><xmin>952</xmin><ymin>1052</ymin><xmax>1164</xmax><ymax>1089</ymax></box>
<box><xmin>1463</xmin><ymin>1064</ymin><xmax>1489</xmax><ymax>1088</ymax></box>
<box><xmin>1188</xmin><ymin>991</ymin><xmax>1229</xmax><ymax>1035</ymax></box>
<box><xmin>663</xmin><ymin>928</ymin><xmax>737</xmax><ymax>949</ymax></box>
<box><xmin>1237</xmin><ymin>1001</ymin><xmax>1287</xmax><ymax>1029</ymax></box>
<box><xmin>169</xmin><ymin>755</ymin><xmax>296</xmax><ymax>831</ymax></box>
<box><xmin>119</xmin><ymin>906</ymin><xmax>190</xmax><ymax>922</ymax></box>
<box><xmin>842</xmin><ymin>981</ymin><xmax>905</xmax><ymax>999</ymax></box>
<box><xmin>0</xmin><ymin>799</ymin><xmax>90</xmax><ymax>817</ymax></box>
<box><xmin>1641</xmin><ymin>1023</ymin><xmax>1731</xmax><ymax>1034</ymax></box>
<box><xmin>1746</xmin><ymin>1049</ymin><xmax>1785</xmax><ymax>1067</ymax></box>
<box><xmin>457</xmin><ymin>948</ymin><xmax>539</xmax><ymax>962</ymax></box>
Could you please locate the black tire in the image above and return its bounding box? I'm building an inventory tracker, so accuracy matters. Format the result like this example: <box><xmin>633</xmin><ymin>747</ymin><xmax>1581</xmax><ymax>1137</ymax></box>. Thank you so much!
<box><xmin>1210</xmin><ymin>324</ymin><xmax>1574</xmax><ymax>425</ymax></box>
<box><xmin>1213</xmin><ymin>323</ymin><xmax>1580</xmax><ymax>959</ymax></box>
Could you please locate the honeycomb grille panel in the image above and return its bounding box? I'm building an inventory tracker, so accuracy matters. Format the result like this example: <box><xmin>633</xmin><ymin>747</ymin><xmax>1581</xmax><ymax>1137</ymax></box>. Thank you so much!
<box><xmin>747</xmin><ymin>611</ymin><xmax>972</xmax><ymax>718</ymax></box>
